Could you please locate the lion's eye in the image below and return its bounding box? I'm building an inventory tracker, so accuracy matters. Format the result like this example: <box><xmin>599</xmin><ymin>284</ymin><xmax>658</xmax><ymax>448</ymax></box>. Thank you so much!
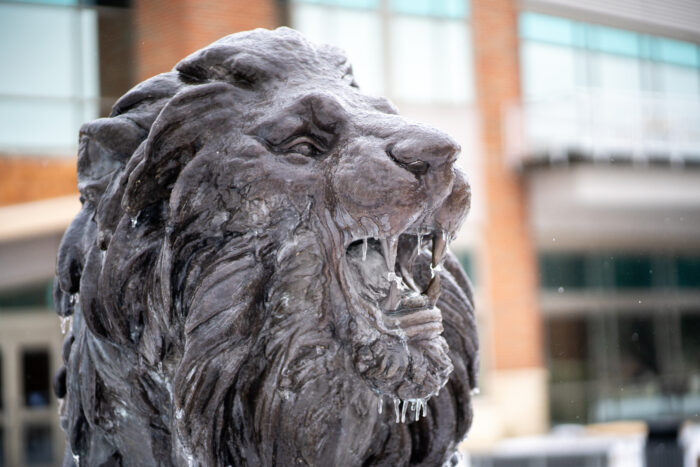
<box><xmin>282</xmin><ymin>136</ymin><xmax>324</xmax><ymax>157</ymax></box>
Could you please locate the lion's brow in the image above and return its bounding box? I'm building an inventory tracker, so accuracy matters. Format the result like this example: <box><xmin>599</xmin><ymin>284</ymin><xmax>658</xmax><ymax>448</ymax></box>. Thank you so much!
<box><xmin>297</xmin><ymin>93</ymin><xmax>347</xmax><ymax>129</ymax></box>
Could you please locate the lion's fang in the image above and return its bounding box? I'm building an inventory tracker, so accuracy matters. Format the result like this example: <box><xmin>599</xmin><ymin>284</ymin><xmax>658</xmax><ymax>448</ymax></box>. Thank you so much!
<box><xmin>362</xmin><ymin>238</ymin><xmax>368</xmax><ymax>261</ymax></box>
<box><xmin>431</xmin><ymin>230</ymin><xmax>447</xmax><ymax>269</ymax></box>
<box><xmin>379</xmin><ymin>236</ymin><xmax>398</xmax><ymax>272</ymax></box>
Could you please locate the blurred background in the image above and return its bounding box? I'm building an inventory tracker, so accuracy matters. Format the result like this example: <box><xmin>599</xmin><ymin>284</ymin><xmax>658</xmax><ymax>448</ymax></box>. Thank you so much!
<box><xmin>0</xmin><ymin>0</ymin><xmax>699</xmax><ymax>465</ymax></box>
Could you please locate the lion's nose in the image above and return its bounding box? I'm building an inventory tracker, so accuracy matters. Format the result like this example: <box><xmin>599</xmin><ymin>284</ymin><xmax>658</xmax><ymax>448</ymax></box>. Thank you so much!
<box><xmin>387</xmin><ymin>125</ymin><xmax>460</xmax><ymax>175</ymax></box>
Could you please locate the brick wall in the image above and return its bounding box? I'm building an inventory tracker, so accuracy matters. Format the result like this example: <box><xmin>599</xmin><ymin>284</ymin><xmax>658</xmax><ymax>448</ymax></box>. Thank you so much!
<box><xmin>0</xmin><ymin>157</ymin><xmax>77</xmax><ymax>207</ymax></box>
<box><xmin>472</xmin><ymin>0</ymin><xmax>543</xmax><ymax>370</ymax></box>
<box><xmin>135</xmin><ymin>0</ymin><xmax>281</xmax><ymax>82</ymax></box>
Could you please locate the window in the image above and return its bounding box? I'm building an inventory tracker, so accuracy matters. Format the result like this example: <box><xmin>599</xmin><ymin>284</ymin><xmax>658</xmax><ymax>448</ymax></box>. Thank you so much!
<box><xmin>539</xmin><ymin>254</ymin><xmax>585</xmax><ymax>290</ymax></box>
<box><xmin>389</xmin><ymin>15</ymin><xmax>472</xmax><ymax>102</ymax></box>
<box><xmin>538</xmin><ymin>252</ymin><xmax>698</xmax><ymax>290</ymax></box>
<box><xmin>24</xmin><ymin>425</ymin><xmax>53</xmax><ymax>465</ymax></box>
<box><xmin>22</xmin><ymin>350</ymin><xmax>51</xmax><ymax>408</ymax></box>
<box><xmin>291</xmin><ymin>2</ymin><xmax>384</xmax><ymax>95</ymax></box>
<box><xmin>677</xmin><ymin>256</ymin><xmax>700</xmax><ymax>288</ymax></box>
<box><xmin>519</xmin><ymin>12</ymin><xmax>700</xmax><ymax>99</ymax></box>
<box><xmin>0</xmin><ymin>281</ymin><xmax>54</xmax><ymax>309</ymax></box>
<box><xmin>291</xmin><ymin>0</ymin><xmax>473</xmax><ymax>104</ymax></box>
<box><xmin>0</xmin><ymin>1</ymin><xmax>133</xmax><ymax>154</ymax></box>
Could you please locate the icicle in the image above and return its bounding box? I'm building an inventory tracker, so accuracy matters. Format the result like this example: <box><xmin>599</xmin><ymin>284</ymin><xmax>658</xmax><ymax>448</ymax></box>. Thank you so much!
<box><xmin>400</xmin><ymin>399</ymin><xmax>408</xmax><ymax>423</ymax></box>
<box><xmin>417</xmin><ymin>234</ymin><xmax>422</xmax><ymax>250</ymax></box>
<box><xmin>422</xmin><ymin>398</ymin><xmax>428</xmax><ymax>417</ymax></box>
<box><xmin>362</xmin><ymin>238</ymin><xmax>368</xmax><ymax>261</ymax></box>
<box><xmin>131</xmin><ymin>216</ymin><xmax>138</xmax><ymax>228</ymax></box>
<box><xmin>176</xmin><ymin>408</ymin><xmax>184</xmax><ymax>420</ymax></box>
<box><xmin>60</xmin><ymin>316</ymin><xmax>72</xmax><ymax>335</ymax></box>
<box><xmin>378</xmin><ymin>397</ymin><xmax>383</xmax><ymax>415</ymax></box>
<box><xmin>414</xmin><ymin>400</ymin><xmax>421</xmax><ymax>421</ymax></box>
<box><xmin>393</xmin><ymin>398</ymin><xmax>400</xmax><ymax>423</ymax></box>
<box><xmin>73</xmin><ymin>454</ymin><xmax>80</xmax><ymax>466</ymax></box>
<box><xmin>470</xmin><ymin>387</ymin><xmax>480</xmax><ymax>396</ymax></box>
<box><xmin>69</xmin><ymin>293</ymin><xmax>79</xmax><ymax>305</ymax></box>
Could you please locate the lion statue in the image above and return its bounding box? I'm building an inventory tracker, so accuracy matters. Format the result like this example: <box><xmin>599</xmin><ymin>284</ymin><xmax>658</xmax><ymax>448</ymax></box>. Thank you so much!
<box><xmin>53</xmin><ymin>27</ymin><xmax>478</xmax><ymax>466</ymax></box>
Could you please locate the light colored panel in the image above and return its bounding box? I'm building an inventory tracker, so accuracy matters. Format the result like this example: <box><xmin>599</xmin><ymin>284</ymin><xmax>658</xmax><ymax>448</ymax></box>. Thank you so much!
<box><xmin>521</xmin><ymin>42</ymin><xmax>578</xmax><ymax>99</ymax></box>
<box><xmin>292</xmin><ymin>4</ymin><xmax>384</xmax><ymax>95</ymax></box>
<box><xmin>390</xmin><ymin>16</ymin><xmax>471</xmax><ymax>103</ymax></box>
<box><xmin>522</xmin><ymin>0</ymin><xmax>700</xmax><ymax>38</ymax></box>
<box><xmin>0</xmin><ymin>4</ymin><xmax>75</xmax><ymax>97</ymax></box>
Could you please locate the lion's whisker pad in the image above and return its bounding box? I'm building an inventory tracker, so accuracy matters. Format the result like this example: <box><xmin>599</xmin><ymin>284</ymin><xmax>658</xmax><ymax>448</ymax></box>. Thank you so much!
<box><xmin>54</xmin><ymin>27</ymin><xmax>478</xmax><ymax>466</ymax></box>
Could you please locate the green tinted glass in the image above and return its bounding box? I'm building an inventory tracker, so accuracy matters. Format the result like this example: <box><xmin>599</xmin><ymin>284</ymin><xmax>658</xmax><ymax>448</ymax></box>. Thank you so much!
<box><xmin>293</xmin><ymin>0</ymin><xmax>379</xmax><ymax>9</ymax></box>
<box><xmin>677</xmin><ymin>257</ymin><xmax>700</xmax><ymax>288</ymax></box>
<box><xmin>519</xmin><ymin>12</ymin><xmax>575</xmax><ymax>47</ymax></box>
<box><xmin>653</xmin><ymin>37</ymin><xmax>700</xmax><ymax>68</ymax></box>
<box><xmin>613</xmin><ymin>256</ymin><xmax>653</xmax><ymax>288</ymax></box>
<box><xmin>588</xmin><ymin>25</ymin><xmax>640</xmax><ymax>58</ymax></box>
<box><xmin>539</xmin><ymin>253</ymin><xmax>586</xmax><ymax>289</ymax></box>
<box><xmin>0</xmin><ymin>281</ymin><xmax>54</xmax><ymax>309</ymax></box>
<box><xmin>390</xmin><ymin>0</ymin><xmax>468</xmax><ymax>18</ymax></box>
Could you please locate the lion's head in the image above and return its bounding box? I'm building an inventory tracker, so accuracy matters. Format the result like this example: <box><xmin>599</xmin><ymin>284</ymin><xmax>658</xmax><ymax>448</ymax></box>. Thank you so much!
<box><xmin>54</xmin><ymin>28</ymin><xmax>478</xmax><ymax>466</ymax></box>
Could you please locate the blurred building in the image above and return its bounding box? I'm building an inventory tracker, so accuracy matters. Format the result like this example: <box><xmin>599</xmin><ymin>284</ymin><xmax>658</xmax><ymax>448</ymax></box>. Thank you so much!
<box><xmin>0</xmin><ymin>0</ymin><xmax>699</xmax><ymax>465</ymax></box>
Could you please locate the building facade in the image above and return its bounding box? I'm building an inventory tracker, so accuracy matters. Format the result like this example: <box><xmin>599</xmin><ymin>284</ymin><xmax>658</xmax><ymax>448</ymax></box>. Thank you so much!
<box><xmin>0</xmin><ymin>0</ymin><xmax>698</xmax><ymax>465</ymax></box>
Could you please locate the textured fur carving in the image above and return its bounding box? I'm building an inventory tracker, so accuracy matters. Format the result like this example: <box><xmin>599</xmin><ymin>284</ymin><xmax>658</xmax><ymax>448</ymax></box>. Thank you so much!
<box><xmin>54</xmin><ymin>28</ymin><xmax>478</xmax><ymax>466</ymax></box>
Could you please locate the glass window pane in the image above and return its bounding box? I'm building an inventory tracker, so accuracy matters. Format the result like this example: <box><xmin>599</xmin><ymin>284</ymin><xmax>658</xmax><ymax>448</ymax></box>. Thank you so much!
<box><xmin>614</xmin><ymin>256</ymin><xmax>653</xmax><ymax>288</ymax></box>
<box><xmin>24</xmin><ymin>425</ymin><xmax>53</xmax><ymax>465</ymax></box>
<box><xmin>0</xmin><ymin>4</ymin><xmax>99</xmax><ymax>153</ymax></box>
<box><xmin>0</xmin><ymin>427</ymin><xmax>4</xmax><ymax>467</ymax></box>
<box><xmin>292</xmin><ymin>0</ymin><xmax>379</xmax><ymax>9</ymax></box>
<box><xmin>547</xmin><ymin>316</ymin><xmax>589</xmax><ymax>381</ymax></box>
<box><xmin>617</xmin><ymin>315</ymin><xmax>658</xmax><ymax>383</ymax></box>
<box><xmin>539</xmin><ymin>253</ymin><xmax>585</xmax><ymax>290</ymax></box>
<box><xmin>657</xmin><ymin>64</ymin><xmax>700</xmax><ymax>97</ymax></box>
<box><xmin>22</xmin><ymin>350</ymin><xmax>50</xmax><ymax>408</ymax></box>
<box><xmin>390</xmin><ymin>16</ymin><xmax>471</xmax><ymax>103</ymax></box>
<box><xmin>677</xmin><ymin>256</ymin><xmax>700</xmax><ymax>288</ymax></box>
<box><xmin>653</xmin><ymin>37</ymin><xmax>700</xmax><ymax>68</ymax></box>
<box><xmin>681</xmin><ymin>312</ymin><xmax>700</xmax><ymax>373</ymax></box>
<box><xmin>592</xmin><ymin>54</ymin><xmax>642</xmax><ymax>92</ymax></box>
<box><xmin>0</xmin><ymin>281</ymin><xmax>54</xmax><ymax>309</ymax></box>
<box><xmin>519</xmin><ymin>12</ymin><xmax>575</xmax><ymax>47</ymax></box>
<box><xmin>0</xmin><ymin>99</ymin><xmax>85</xmax><ymax>153</ymax></box>
<box><xmin>588</xmin><ymin>25</ymin><xmax>640</xmax><ymax>58</ymax></box>
<box><xmin>390</xmin><ymin>0</ymin><xmax>468</xmax><ymax>18</ymax></box>
<box><xmin>520</xmin><ymin>42</ymin><xmax>578</xmax><ymax>99</ymax></box>
<box><xmin>292</xmin><ymin>4</ymin><xmax>384</xmax><ymax>95</ymax></box>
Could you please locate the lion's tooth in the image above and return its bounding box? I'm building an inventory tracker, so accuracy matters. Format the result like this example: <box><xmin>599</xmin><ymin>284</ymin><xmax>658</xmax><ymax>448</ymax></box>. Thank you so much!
<box><xmin>382</xmin><ymin>281</ymin><xmax>401</xmax><ymax>311</ymax></box>
<box><xmin>399</xmin><ymin>264</ymin><xmax>420</xmax><ymax>292</ymax></box>
<box><xmin>379</xmin><ymin>236</ymin><xmax>398</xmax><ymax>272</ymax></box>
<box><xmin>425</xmin><ymin>275</ymin><xmax>441</xmax><ymax>305</ymax></box>
<box><xmin>431</xmin><ymin>230</ymin><xmax>447</xmax><ymax>269</ymax></box>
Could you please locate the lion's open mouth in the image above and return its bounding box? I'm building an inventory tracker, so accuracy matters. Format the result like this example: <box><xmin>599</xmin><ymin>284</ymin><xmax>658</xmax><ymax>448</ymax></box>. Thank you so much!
<box><xmin>345</xmin><ymin>231</ymin><xmax>448</xmax><ymax>341</ymax></box>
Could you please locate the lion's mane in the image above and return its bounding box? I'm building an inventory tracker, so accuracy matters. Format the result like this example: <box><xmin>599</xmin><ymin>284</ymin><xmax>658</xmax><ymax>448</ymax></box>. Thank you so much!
<box><xmin>54</xmin><ymin>28</ymin><xmax>478</xmax><ymax>466</ymax></box>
